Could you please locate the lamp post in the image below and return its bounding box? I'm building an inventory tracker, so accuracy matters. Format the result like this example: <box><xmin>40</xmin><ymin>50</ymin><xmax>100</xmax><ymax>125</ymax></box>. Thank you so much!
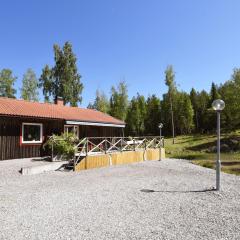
<box><xmin>212</xmin><ymin>99</ymin><xmax>225</xmax><ymax>191</ymax></box>
<box><xmin>158</xmin><ymin>123</ymin><xmax>163</xmax><ymax>145</ymax></box>
<box><xmin>158</xmin><ymin>123</ymin><xmax>163</xmax><ymax>161</ymax></box>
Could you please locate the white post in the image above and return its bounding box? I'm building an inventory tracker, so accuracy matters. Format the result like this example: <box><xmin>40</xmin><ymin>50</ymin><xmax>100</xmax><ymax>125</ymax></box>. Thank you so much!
<box><xmin>216</xmin><ymin>111</ymin><xmax>221</xmax><ymax>191</ymax></box>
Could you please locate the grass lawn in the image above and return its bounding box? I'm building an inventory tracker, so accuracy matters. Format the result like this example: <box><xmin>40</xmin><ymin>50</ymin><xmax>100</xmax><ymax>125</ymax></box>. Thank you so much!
<box><xmin>164</xmin><ymin>131</ymin><xmax>240</xmax><ymax>175</ymax></box>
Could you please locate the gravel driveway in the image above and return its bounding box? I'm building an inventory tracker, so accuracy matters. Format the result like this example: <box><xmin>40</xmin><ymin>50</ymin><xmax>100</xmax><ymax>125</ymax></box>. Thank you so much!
<box><xmin>0</xmin><ymin>158</ymin><xmax>240</xmax><ymax>240</ymax></box>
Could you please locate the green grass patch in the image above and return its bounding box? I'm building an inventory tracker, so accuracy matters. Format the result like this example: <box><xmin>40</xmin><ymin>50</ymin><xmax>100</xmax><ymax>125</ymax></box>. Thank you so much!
<box><xmin>165</xmin><ymin>133</ymin><xmax>240</xmax><ymax>176</ymax></box>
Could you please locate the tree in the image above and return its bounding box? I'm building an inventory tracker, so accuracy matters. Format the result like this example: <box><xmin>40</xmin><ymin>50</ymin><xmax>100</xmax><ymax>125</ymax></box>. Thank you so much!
<box><xmin>164</xmin><ymin>65</ymin><xmax>177</xmax><ymax>143</ymax></box>
<box><xmin>144</xmin><ymin>95</ymin><xmax>161</xmax><ymax>136</ymax></box>
<box><xmin>125</xmin><ymin>93</ymin><xmax>146</xmax><ymax>136</ymax></box>
<box><xmin>39</xmin><ymin>42</ymin><xmax>83</xmax><ymax>106</ymax></box>
<box><xmin>190</xmin><ymin>88</ymin><xmax>199</xmax><ymax>131</ymax></box>
<box><xmin>136</xmin><ymin>93</ymin><xmax>146</xmax><ymax>135</ymax></box>
<box><xmin>219</xmin><ymin>68</ymin><xmax>240</xmax><ymax>129</ymax></box>
<box><xmin>39</xmin><ymin>65</ymin><xmax>52</xmax><ymax>102</ymax></box>
<box><xmin>197</xmin><ymin>90</ymin><xmax>210</xmax><ymax>132</ymax></box>
<box><xmin>174</xmin><ymin>92</ymin><xmax>194</xmax><ymax>134</ymax></box>
<box><xmin>90</xmin><ymin>90</ymin><xmax>109</xmax><ymax>113</ymax></box>
<box><xmin>210</xmin><ymin>82</ymin><xmax>221</xmax><ymax>104</ymax></box>
<box><xmin>109</xmin><ymin>81</ymin><xmax>128</xmax><ymax>120</ymax></box>
<box><xmin>0</xmin><ymin>69</ymin><xmax>17</xmax><ymax>98</ymax></box>
<box><xmin>125</xmin><ymin>96</ymin><xmax>140</xmax><ymax>136</ymax></box>
<box><xmin>21</xmin><ymin>69</ymin><xmax>39</xmax><ymax>101</ymax></box>
<box><xmin>87</xmin><ymin>102</ymin><xmax>95</xmax><ymax>109</ymax></box>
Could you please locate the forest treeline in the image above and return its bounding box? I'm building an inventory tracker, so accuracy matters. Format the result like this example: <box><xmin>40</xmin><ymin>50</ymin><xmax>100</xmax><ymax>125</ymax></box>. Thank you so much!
<box><xmin>88</xmin><ymin>67</ymin><xmax>240</xmax><ymax>137</ymax></box>
<box><xmin>0</xmin><ymin>42</ymin><xmax>240</xmax><ymax>137</ymax></box>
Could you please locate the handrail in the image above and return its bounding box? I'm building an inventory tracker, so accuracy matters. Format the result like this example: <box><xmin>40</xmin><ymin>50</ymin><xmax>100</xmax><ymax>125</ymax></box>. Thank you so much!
<box><xmin>49</xmin><ymin>135</ymin><xmax>164</xmax><ymax>169</ymax></box>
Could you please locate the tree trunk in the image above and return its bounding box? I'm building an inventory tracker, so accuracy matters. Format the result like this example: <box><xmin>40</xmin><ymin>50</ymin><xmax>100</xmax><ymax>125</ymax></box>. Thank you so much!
<box><xmin>170</xmin><ymin>94</ymin><xmax>175</xmax><ymax>144</ymax></box>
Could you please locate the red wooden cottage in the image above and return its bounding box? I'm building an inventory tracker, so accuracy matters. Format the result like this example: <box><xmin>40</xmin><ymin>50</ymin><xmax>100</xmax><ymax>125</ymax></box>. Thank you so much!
<box><xmin>0</xmin><ymin>97</ymin><xmax>125</xmax><ymax>160</ymax></box>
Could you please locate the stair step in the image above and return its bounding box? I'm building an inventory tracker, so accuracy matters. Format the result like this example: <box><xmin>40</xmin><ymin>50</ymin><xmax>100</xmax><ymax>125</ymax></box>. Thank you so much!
<box><xmin>65</xmin><ymin>165</ymin><xmax>74</xmax><ymax>170</ymax></box>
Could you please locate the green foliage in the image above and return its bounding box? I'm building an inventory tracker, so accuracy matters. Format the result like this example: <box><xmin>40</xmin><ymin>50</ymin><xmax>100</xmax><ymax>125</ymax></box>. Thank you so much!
<box><xmin>125</xmin><ymin>93</ymin><xmax>146</xmax><ymax>136</ymax></box>
<box><xmin>165</xmin><ymin>65</ymin><xmax>177</xmax><ymax>94</ymax></box>
<box><xmin>190</xmin><ymin>88</ymin><xmax>199</xmax><ymax>131</ymax></box>
<box><xmin>89</xmin><ymin>90</ymin><xmax>109</xmax><ymax>113</ymax></box>
<box><xmin>164</xmin><ymin>65</ymin><xmax>176</xmax><ymax>143</ymax></box>
<box><xmin>0</xmin><ymin>69</ymin><xmax>17</xmax><ymax>98</ymax></box>
<box><xmin>87</xmin><ymin>66</ymin><xmax>240</xmax><ymax>137</ymax></box>
<box><xmin>21</xmin><ymin>69</ymin><xmax>39</xmax><ymax>101</ymax></box>
<box><xmin>189</xmin><ymin>89</ymin><xmax>211</xmax><ymax>133</ymax></box>
<box><xmin>109</xmin><ymin>81</ymin><xmax>128</xmax><ymax>120</ymax></box>
<box><xmin>165</xmin><ymin>133</ymin><xmax>240</xmax><ymax>176</ymax></box>
<box><xmin>174</xmin><ymin>92</ymin><xmax>194</xmax><ymax>134</ymax></box>
<box><xmin>219</xmin><ymin>68</ymin><xmax>240</xmax><ymax>130</ymax></box>
<box><xmin>39</xmin><ymin>65</ymin><xmax>52</xmax><ymax>102</ymax></box>
<box><xmin>144</xmin><ymin>95</ymin><xmax>161</xmax><ymax>135</ymax></box>
<box><xmin>39</xmin><ymin>42</ymin><xmax>83</xmax><ymax>106</ymax></box>
<box><xmin>44</xmin><ymin>133</ymin><xmax>78</xmax><ymax>159</ymax></box>
<box><xmin>210</xmin><ymin>82</ymin><xmax>221</xmax><ymax>104</ymax></box>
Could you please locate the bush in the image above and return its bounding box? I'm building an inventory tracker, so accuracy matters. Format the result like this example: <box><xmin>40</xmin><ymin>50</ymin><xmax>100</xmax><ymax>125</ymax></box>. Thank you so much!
<box><xmin>44</xmin><ymin>133</ymin><xmax>78</xmax><ymax>160</ymax></box>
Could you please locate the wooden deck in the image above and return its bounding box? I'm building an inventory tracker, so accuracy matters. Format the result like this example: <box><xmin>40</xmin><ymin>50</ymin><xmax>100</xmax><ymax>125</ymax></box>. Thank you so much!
<box><xmin>74</xmin><ymin>148</ymin><xmax>165</xmax><ymax>171</ymax></box>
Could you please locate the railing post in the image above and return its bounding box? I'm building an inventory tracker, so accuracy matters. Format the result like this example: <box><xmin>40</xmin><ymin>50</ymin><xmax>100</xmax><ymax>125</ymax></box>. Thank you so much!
<box><xmin>105</xmin><ymin>138</ymin><xmax>107</xmax><ymax>154</ymax></box>
<box><xmin>85</xmin><ymin>138</ymin><xmax>88</xmax><ymax>170</ymax></box>
<box><xmin>86</xmin><ymin>138</ymin><xmax>88</xmax><ymax>156</ymax></box>
<box><xmin>133</xmin><ymin>138</ymin><xmax>136</xmax><ymax>151</ymax></box>
<box><xmin>120</xmin><ymin>137</ymin><xmax>123</xmax><ymax>152</ymax></box>
<box><xmin>51</xmin><ymin>141</ymin><xmax>54</xmax><ymax>161</ymax></box>
<box><xmin>73</xmin><ymin>155</ymin><xmax>76</xmax><ymax>171</ymax></box>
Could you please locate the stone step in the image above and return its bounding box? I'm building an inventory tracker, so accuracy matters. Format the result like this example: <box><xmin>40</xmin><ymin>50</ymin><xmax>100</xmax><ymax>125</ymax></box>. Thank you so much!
<box><xmin>21</xmin><ymin>161</ymin><xmax>69</xmax><ymax>175</ymax></box>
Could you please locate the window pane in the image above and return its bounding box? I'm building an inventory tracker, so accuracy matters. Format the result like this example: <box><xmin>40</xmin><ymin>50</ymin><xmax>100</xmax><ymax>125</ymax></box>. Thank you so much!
<box><xmin>64</xmin><ymin>125</ymin><xmax>79</xmax><ymax>138</ymax></box>
<box><xmin>68</xmin><ymin>127</ymin><xmax>74</xmax><ymax>133</ymax></box>
<box><xmin>23</xmin><ymin>125</ymin><xmax>41</xmax><ymax>142</ymax></box>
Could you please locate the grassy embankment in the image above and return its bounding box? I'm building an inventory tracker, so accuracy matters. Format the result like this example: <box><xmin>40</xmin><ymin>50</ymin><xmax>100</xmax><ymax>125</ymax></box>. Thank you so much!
<box><xmin>164</xmin><ymin>130</ymin><xmax>240</xmax><ymax>175</ymax></box>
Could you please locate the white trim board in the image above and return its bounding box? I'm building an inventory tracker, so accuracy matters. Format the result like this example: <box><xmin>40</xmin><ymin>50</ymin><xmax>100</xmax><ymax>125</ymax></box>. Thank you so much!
<box><xmin>65</xmin><ymin>120</ymin><xmax>125</xmax><ymax>128</ymax></box>
<box><xmin>22</xmin><ymin>122</ymin><xmax>43</xmax><ymax>144</ymax></box>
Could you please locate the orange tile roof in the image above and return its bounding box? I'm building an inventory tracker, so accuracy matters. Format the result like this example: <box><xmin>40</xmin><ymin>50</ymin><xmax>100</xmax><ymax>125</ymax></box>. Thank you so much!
<box><xmin>0</xmin><ymin>97</ymin><xmax>125</xmax><ymax>126</ymax></box>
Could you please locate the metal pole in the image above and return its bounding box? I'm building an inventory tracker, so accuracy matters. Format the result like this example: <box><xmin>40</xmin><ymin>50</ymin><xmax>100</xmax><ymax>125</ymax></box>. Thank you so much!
<box><xmin>160</xmin><ymin>128</ymin><xmax>162</xmax><ymax>146</ymax></box>
<box><xmin>216</xmin><ymin>111</ymin><xmax>221</xmax><ymax>191</ymax></box>
<box><xmin>160</xmin><ymin>128</ymin><xmax>162</xmax><ymax>160</ymax></box>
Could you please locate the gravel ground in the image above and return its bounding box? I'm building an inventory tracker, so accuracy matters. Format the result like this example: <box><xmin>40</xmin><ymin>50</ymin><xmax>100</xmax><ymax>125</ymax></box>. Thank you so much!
<box><xmin>0</xmin><ymin>158</ymin><xmax>240</xmax><ymax>240</ymax></box>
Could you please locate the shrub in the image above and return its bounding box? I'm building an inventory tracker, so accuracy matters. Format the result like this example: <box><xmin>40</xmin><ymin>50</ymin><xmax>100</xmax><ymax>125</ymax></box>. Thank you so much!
<box><xmin>44</xmin><ymin>133</ymin><xmax>78</xmax><ymax>160</ymax></box>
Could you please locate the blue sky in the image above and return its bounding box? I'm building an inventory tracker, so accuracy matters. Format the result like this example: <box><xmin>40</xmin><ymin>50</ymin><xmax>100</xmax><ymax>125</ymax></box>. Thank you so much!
<box><xmin>0</xmin><ymin>0</ymin><xmax>239</xmax><ymax>106</ymax></box>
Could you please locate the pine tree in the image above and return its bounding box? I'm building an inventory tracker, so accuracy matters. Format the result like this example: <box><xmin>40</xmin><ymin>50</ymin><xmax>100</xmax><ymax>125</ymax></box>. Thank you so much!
<box><xmin>0</xmin><ymin>69</ymin><xmax>17</xmax><ymax>98</ymax></box>
<box><xmin>210</xmin><ymin>82</ymin><xmax>221</xmax><ymax>104</ymax></box>
<box><xmin>21</xmin><ymin>69</ymin><xmax>39</xmax><ymax>101</ymax></box>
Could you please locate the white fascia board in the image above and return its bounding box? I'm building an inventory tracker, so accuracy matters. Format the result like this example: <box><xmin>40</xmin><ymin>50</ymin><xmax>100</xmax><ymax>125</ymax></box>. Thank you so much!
<box><xmin>66</xmin><ymin>120</ymin><xmax>125</xmax><ymax>128</ymax></box>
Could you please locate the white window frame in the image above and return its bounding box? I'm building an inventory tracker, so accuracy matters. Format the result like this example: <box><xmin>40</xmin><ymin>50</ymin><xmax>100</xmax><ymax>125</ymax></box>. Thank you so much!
<box><xmin>22</xmin><ymin>123</ymin><xmax>43</xmax><ymax>144</ymax></box>
<box><xmin>64</xmin><ymin>125</ymin><xmax>79</xmax><ymax>138</ymax></box>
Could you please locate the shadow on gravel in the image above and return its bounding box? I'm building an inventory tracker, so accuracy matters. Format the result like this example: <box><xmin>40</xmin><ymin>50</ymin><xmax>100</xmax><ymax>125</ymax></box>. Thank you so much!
<box><xmin>140</xmin><ymin>188</ymin><xmax>216</xmax><ymax>193</ymax></box>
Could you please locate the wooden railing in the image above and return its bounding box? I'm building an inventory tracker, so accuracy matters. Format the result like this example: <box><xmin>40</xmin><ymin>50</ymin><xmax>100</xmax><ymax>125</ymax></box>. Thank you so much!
<box><xmin>49</xmin><ymin>135</ymin><xmax>164</xmax><ymax>169</ymax></box>
<box><xmin>73</xmin><ymin>136</ymin><xmax>164</xmax><ymax>169</ymax></box>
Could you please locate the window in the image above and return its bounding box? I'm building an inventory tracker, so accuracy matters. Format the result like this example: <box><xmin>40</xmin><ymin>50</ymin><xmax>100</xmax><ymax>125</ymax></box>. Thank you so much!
<box><xmin>22</xmin><ymin>123</ymin><xmax>43</xmax><ymax>144</ymax></box>
<box><xmin>64</xmin><ymin>125</ymin><xmax>79</xmax><ymax>138</ymax></box>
